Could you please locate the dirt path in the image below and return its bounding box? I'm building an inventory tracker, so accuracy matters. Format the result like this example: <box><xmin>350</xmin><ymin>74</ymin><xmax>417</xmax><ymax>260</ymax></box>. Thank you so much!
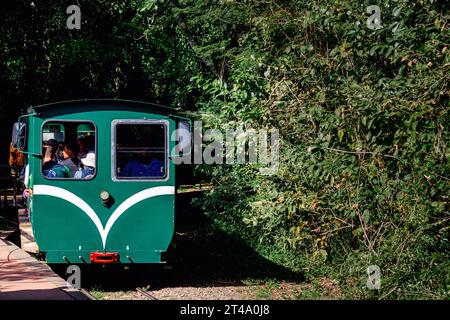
<box><xmin>92</xmin><ymin>278</ymin><xmax>342</xmax><ymax>300</ymax></box>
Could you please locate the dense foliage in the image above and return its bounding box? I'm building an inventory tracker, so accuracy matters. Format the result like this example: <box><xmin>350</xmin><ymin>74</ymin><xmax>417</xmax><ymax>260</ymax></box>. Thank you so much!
<box><xmin>0</xmin><ymin>0</ymin><xmax>448</xmax><ymax>299</ymax></box>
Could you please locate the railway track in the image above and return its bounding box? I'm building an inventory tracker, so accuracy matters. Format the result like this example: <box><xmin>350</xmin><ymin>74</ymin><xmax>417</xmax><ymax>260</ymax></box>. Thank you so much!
<box><xmin>80</xmin><ymin>288</ymin><xmax>97</xmax><ymax>300</ymax></box>
<box><xmin>136</xmin><ymin>287</ymin><xmax>158</xmax><ymax>300</ymax></box>
<box><xmin>82</xmin><ymin>287</ymin><xmax>158</xmax><ymax>300</ymax></box>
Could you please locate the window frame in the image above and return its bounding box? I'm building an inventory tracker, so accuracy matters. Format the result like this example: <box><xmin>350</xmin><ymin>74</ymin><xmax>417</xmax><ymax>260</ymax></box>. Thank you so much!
<box><xmin>111</xmin><ymin>119</ymin><xmax>169</xmax><ymax>182</ymax></box>
<box><xmin>40</xmin><ymin>119</ymin><xmax>98</xmax><ymax>181</ymax></box>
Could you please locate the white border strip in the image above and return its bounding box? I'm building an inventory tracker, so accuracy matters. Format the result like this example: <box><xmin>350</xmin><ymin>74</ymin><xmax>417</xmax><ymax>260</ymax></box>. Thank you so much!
<box><xmin>33</xmin><ymin>185</ymin><xmax>175</xmax><ymax>248</ymax></box>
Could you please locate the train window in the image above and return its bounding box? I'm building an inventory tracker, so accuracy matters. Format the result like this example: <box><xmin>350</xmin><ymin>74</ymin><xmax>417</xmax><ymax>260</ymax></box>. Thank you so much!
<box><xmin>41</xmin><ymin>121</ymin><xmax>97</xmax><ymax>180</ymax></box>
<box><xmin>113</xmin><ymin>121</ymin><xmax>167</xmax><ymax>180</ymax></box>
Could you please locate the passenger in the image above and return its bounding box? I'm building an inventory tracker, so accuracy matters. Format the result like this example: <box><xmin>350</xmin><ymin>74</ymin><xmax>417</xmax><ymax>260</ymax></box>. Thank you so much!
<box><xmin>74</xmin><ymin>153</ymin><xmax>96</xmax><ymax>179</ymax></box>
<box><xmin>78</xmin><ymin>135</ymin><xmax>95</xmax><ymax>159</ymax></box>
<box><xmin>85</xmin><ymin>135</ymin><xmax>95</xmax><ymax>153</ymax></box>
<box><xmin>9</xmin><ymin>143</ymin><xmax>25</xmax><ymax>205</ymax></box>
<box><xmin>120</xmin><ymin>158</ymin><xmax>142</xmax><ymax>177</ymax></box>
<box><xmin>120</xmin><ymin>155</ymin><xmax>164</xmax><ymax>178</ymax></box>
<box><xmin>9</xmin><ymin>142</ymin><xmax>24</xmax><ymax>177</ymax></box>
<box><xmin>148</xmin><ymin>158</ymin><xmax>164</xmax><ymax>177</ymax></box>
<box><xmin>47</xmin><ymin>139</ymin><xmax>58</xmax><ymax>161</ymax></box>
<box><xmin>46</xmin><ymin>163</ymin><xmax>71</xmax><ymax>178</ymax></box>
<box><xmin>77</xmin><ymin>135</ymin><xmax>87</xmax><ymax>159</ymax></box>
<box><xmin>42</xmin><ymin>143</ymin><xmax>70</xmax><ymax>178</ymax></box>
<box><xmin>58</xmin><ymin>141</ymin><xmax>81</xmax><ymax>177</ymax></box>
<box><xmin>42</xmin><ymin>144</ymin><xmax>57</xmax><ymax>174</ymax></box>
<box><xmin>47</xmin><ymin>138</ymin><xmax>58</xmax><ymax>147</ymax></box>
<box><xmin>56</xmin><ymin>142</ymin><xmax>65</xmax><ymax>162</ymax></box>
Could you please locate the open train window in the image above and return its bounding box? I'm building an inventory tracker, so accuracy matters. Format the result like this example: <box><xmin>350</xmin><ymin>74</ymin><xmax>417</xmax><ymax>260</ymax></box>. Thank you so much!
<box><xmin>41</xmin><ymin>121</ymin><xmax>97</xmax><ymax>180</ymax></box>
<box><xmin>112</xmin><ymin>120</ymin><xmax>168</xmax><ymax>181</ymax></box>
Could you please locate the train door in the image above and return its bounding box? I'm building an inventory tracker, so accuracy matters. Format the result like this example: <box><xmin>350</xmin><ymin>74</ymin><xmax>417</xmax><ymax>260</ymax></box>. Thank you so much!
<box><xmin>31</xmin><ymin>120</ymin><xmax>99</xmax><ymax>263</ymax></box>
<box><xmin>104</xmin><ymin>119</ymin><xmax>175</xmax><ymax>263</ymax></box>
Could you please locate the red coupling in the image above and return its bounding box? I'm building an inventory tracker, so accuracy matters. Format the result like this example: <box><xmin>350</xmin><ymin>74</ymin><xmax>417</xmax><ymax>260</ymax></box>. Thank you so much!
<box><xmin>90</xmin><ymin>252</ymin><xmax>119</xmax><ymax>264</ymax></box>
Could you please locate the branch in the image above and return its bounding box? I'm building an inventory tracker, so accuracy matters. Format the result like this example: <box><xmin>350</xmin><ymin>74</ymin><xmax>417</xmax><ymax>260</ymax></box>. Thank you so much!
<box><xmin>319</xmin><ymin>147</ymin><xmax>450</xmax><ymax>182</ymax></box>
<box><xmin>168</xmin><ymin>0</ymin><xmax>221</xmax><ymax>79</ymax></box>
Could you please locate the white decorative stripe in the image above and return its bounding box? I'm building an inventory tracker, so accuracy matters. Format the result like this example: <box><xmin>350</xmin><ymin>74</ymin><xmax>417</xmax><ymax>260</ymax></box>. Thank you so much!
<box><xmin>33</xmin><ymin>185</ymin><xmax>104</xmax><ymax>243</ymax></box>
<box><xmin>33</xmin><ymin>185</ymin><xmax>175</xmax><ymax>249</ymax></box>
<box><xmin>103</xmin><ymin>186</ymin><xmax>174</xmax><ymax>242</ymax></box>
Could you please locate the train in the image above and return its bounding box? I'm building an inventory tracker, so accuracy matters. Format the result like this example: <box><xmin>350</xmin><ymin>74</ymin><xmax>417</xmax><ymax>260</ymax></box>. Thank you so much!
<box><xmin>11</xmin><ymin>99</ymin><xmax>191</xmax><ymax>264</ymax></box>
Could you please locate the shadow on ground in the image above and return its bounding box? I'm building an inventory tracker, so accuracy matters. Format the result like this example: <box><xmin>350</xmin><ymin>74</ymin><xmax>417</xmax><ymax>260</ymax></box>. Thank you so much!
<box><xmin>55</xmin><ymin>190</ymin><xmax>304</xmax><ymax>291</ymax></box>
<box><xmin>0</xmin><ymin>206</ymin><xmax>20</xmax><ymax>245</ymax></box>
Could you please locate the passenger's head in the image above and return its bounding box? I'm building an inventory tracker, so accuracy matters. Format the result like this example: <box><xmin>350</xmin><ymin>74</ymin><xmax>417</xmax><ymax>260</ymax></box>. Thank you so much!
<box><xmin>57</xmin><ymin>142</ymin><xmax>65</xmax><ymax>153</ymax></box>
<box><xmin>48</xmin><ymin>139</ymin><xmax>58</xmax><ymax>149</ymax></box>
<box><xmin>64</xmin><ymin>141</ymin><xmax>80</xmax><ymax>159</ymax></box>
<box><xmin>84</xmin><ymin>135</ymin><xmax>95</xmax><ymax>152</ymax></box>
<box><xmin>77</xmin><ymin>135</ymin><xmax>86</xmax><ymax>152</ymax></box>
<box><xmin>81</xmin><ymin>153</ymin><xmax>96</xmax><ymax>168</ymax></box>
<box><xmin>43</xmin><ymin>140</ymin><xmax>58</xmax><ymax>162</ymax></box>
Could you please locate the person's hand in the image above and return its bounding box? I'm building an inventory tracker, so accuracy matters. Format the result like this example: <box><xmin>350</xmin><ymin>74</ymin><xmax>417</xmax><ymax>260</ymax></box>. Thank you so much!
<box><xmin>22</xmin><ymin>189</ymin><xmax>31</xmax><ymax>198</ymax></box>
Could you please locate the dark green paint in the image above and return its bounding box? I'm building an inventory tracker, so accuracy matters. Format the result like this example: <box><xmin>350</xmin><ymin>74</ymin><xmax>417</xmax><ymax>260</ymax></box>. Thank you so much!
<box><xmin>23</xmin><ymin>100</ymin><xmax>178</xmax><ymax>264</ymax></box>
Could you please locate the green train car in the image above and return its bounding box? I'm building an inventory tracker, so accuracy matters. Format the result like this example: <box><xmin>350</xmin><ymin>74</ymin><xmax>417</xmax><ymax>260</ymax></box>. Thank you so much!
<box><xmin>11</xmin><ymin>99</ymin><xmax>191</xmax><ymax>264</ymax></box>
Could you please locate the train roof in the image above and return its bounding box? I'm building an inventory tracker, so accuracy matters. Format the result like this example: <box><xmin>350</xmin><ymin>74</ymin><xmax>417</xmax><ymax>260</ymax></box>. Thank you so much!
<box><xmin>29</xmin><ymin>99</ymin><xmax>178</xmax><ymax>115</ymax></box>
